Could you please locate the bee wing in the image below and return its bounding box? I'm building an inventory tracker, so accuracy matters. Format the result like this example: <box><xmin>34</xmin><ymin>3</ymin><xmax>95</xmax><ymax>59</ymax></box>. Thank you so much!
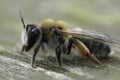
<box><xmin>60</xmin><ymin>28</ymin><xmax>120</xmax><ymax>44</ymax></box>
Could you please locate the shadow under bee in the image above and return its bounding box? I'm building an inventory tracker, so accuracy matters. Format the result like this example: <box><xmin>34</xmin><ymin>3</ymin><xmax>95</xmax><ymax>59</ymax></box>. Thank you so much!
<box><xmin>33</xmin><ymin>54</ymin><xmax>120</xmax><ymax>73</ymax></box>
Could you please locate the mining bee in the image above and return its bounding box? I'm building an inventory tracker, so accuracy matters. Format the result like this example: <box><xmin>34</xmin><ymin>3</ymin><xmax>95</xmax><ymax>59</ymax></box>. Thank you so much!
<box><xmin>19</xmin><ymin>11</ymin><xmax>120</xmax><ymax>68</ymax></box>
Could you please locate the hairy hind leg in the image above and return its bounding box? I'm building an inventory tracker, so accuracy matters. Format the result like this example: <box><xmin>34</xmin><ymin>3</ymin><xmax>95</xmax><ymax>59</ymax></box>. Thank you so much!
<box><xmin>72</xmin><ymin>38</ymin><xmax>101</xmax><ymax>65</ymax></box>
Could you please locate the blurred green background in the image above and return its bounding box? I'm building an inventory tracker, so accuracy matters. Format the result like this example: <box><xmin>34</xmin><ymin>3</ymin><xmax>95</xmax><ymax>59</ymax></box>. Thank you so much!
<box><xmin>0</xmin><ymin>0</ymin><xmax>120</xmax><ymax>48</ymax></box>
<box><xmin>0</xmin><ymin>0</ymin><xmax>120</xmax><ymax>80</ymax></box>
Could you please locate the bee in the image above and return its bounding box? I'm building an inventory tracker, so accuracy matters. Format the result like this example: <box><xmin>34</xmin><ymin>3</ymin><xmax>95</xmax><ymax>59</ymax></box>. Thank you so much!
<box><xmin>19</xmin><ymin>11</ymin><xmax>119</xmax><ymax>68</ymax></box>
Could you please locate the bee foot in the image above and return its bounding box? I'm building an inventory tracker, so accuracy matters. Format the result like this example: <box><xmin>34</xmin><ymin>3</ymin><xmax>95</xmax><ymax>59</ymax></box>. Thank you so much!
<box><xmin>31</xmin><ymin>64</ymin><xmax>37</xmax><ymax>68</ymax></box>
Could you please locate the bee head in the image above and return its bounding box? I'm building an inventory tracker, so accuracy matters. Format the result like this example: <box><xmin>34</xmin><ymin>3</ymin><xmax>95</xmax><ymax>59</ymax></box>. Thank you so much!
<box><xmin>19</xmin><ymin>11</ymin><xmax>40</xmax><ymax>52</ymax></box>
<box><xmin>22</xmin><ymin>24</ymin><xmax>40</xmax><ymax>52</ymax></box>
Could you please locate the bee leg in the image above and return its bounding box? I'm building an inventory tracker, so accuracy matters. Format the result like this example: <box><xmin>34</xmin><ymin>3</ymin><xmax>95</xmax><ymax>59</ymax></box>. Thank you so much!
<box><xmin>55</xmin><ymin>45</ymin><xmax>62</xmax><ymax>68</ymax></box>
<box><xmin>31</xmin><ymin>42</ymin><xmax>42</xmax><ymax>68</ymax></box>
<box><xmin>74</xmin><ymin>39</ymin><xmax>101</xmax><ymax>65</ymax></box>
<box><xmin>66</xmin><ymin>38</ymin><xmax>74</xmax><ymax>55</ymax></box>
<box><xmin>21</xmin><ymin>45</ymin><xmax>25</xmax><ymax>52</ymax></box>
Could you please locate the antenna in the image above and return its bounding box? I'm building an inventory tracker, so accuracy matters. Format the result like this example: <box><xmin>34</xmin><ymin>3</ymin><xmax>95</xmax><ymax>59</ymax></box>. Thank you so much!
<box><xmin>19</xmin><ymin>10</ymin><xmax>26</xmax><ymax>28</ymax></box>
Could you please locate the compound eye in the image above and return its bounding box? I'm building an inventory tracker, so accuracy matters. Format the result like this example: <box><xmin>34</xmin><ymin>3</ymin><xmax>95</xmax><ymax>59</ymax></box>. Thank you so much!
<box><xmin>22</xmin><ymin>24</ymin><xmax>40</xmax><ymax>52</ymax></box>
<box><xmin>26</xmin><ymin>24</ymin><xmax>35</xmax><ymax>32</ymax></box>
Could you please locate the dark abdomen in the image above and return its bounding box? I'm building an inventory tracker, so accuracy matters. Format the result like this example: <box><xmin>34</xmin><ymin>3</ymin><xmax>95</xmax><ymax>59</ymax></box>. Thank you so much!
<box><xmin>78</xmin><ymin>38</ymin><xmax>111</xmax><ymax>58</ymax></box>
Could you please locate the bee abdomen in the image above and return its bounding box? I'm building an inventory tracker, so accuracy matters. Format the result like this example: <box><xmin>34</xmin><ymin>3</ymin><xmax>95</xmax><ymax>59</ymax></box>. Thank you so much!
<box><xmin>78</xmin><ymin>38</ymin><xmax>111</xmax><ymax>58</ymax></box>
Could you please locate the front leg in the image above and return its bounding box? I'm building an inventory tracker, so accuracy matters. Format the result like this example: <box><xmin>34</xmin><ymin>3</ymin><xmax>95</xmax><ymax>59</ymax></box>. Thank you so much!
<box><xmin>55</xmin><ymin>46</ymin><xmax>62</xmax><ymax>68</ymax></box>
<box><xmin>31</xmin><ymin>42</ymin><xmax>42</xmax><ymax>68</ymax></box>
